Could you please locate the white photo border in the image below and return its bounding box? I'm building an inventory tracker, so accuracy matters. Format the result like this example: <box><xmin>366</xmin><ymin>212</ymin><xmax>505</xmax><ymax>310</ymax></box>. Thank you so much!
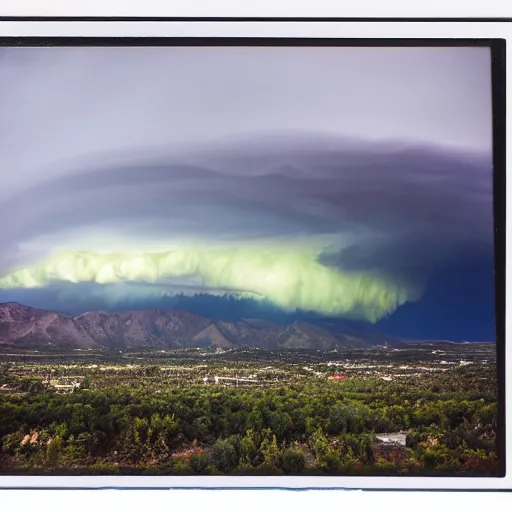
<box><xmin>0</xmin><ymin>19</ymin><xmax>508</xmax><ymax>491</ymax></box>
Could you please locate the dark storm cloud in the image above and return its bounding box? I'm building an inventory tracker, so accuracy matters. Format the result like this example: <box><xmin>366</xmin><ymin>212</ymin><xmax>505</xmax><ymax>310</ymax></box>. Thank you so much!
<box><xmin>0</xmin><ymin>136</ymin><xmax>493</xmax><ymax>282</ymax></box>
<box><xmin>0</xmin><ymin>46</ymin><xmax>492</xmax><ymax>198</ymax></box>
<box><xmin>0</xmin><ymin>46</ymin><xmax>494</xmax><ymax>324</ymax></box>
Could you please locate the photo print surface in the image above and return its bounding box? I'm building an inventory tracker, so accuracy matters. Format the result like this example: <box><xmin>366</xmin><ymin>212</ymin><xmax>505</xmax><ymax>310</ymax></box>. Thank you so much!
<box><xmin>0</xmin><ymin>44</ymin><xmax>500</xmax><ymax>477</ymax></box>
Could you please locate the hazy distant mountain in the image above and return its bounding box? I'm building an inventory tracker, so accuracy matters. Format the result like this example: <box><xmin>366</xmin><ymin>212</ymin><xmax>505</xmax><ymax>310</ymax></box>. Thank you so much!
<box><xmin>0</xmin><ymin>301</ymin><xmax>96</xmax><ymax>349</ymax></box>
<box><xmin>0</xmin><ymin>302</ymin><xmax>398</xmax><ymax>351</ymax></box>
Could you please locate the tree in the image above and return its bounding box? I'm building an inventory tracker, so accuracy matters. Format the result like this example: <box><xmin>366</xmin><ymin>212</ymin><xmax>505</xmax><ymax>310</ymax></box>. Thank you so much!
<box><xmin>260</xmin><ymin>431</ymin><xmax>280</xmax><ymax>470</ymax></box>
<box><xmin>189</xmin><ymin>453</ymin><xmax>210</xmax><ymax>474</ymax></box>
<box><xmin>81</xmin><ymin>378</ymin><xmax>91</xmax><ymax>390</ymax></box>
<box><xmin>322</xmin><ymin>449</ymin><xmax>343</xmax><ymax>473</ymax></box>
<box><xmin>134</xmin><ymin>417</ymin><xmax>149</xmax><ymax>447</ymax></box>
<box><xmin>211</xmin><ymin>438</ymin><xmax>238</xmax><ymax>473</ymax></box>
<box><xmin>241</xmin><ymin>429</ymin><xmax>258</xmax><ymax>466</ymax></box>
<box><xmin>46</xmin><ymin>436</ymin><xmax>63</xmax><ymax>466</ymax></box>
<box><xmin>269</xmin><ymin>412</ymin><xmax>292</xmax><ymax>442</ymax></box>
<box><xmin>161</xmin><ymin>414</ymin><xmax>181</xmax><ymax>450</ymax></box>
<box><xmin>309</xmin><ymin>428</ymin><xmax>328</xmax><ymax>459</ymax></box>
<box><xmin>281</xmin><ymin>449</ymin><xmax>306</xmax><ymax>474</ymax></box>
<box><xmin>359</xmin><ymin>434</ymin><xmax>375</xmax><ymax>463</ymax></box>
<box><xmin>326</xmin><ymin>404</ymin><xmax>348</xmax><ymax>435</ymax></box>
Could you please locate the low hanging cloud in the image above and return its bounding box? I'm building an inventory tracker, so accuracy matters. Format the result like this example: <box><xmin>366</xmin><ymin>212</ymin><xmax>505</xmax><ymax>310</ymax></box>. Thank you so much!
<box><xmin>0</xmin><ymin>134</ymin><xmax>493</xmax><ymax>322</ymax></box>
<box><xmin>0</xmin><ymin>246</ymin><xmax>424</xmax><ymax>323</ymax></box>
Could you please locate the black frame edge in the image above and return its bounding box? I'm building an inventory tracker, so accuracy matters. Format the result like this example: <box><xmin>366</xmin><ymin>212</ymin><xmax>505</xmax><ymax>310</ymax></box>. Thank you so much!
<box><xmin>491</xmin><ymin>39</ymin><xmax>507</xmax><ymax>479</ymax></box>
<box><xmin>0</xmin><ymin>37</ymin><xmax>503</xmax><ymax>47</ymax></box>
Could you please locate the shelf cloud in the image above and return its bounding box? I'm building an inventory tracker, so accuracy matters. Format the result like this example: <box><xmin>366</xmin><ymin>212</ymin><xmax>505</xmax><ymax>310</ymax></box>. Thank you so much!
<box><xmin>0</xmin><ymin>46</ymin><xmax>494</xmax><ymax>328</ymax></box>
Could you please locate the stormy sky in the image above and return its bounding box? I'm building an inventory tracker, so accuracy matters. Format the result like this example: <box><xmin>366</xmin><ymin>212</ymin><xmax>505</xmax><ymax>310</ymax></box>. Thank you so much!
<box><xmin>0</xmin><ymin>46</ymin><xmax>495</xmax><ymax>340</ymax></box>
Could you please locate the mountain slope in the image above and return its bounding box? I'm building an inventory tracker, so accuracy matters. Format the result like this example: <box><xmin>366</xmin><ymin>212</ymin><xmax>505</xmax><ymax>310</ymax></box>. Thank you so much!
<box><xmin>193</xmin><ymin>324</ymin><xmax>234</xmax><ymax>349</ymax></box>
<box><xmin>0</xmin><ymin>302</ymin><xmax>393</xmax><ymax>350</ymax></box>
<box><xmin>74</xmin><ymin>309</ymin><xmax>212</xmax><ymax>349</ymax></box>
<box><xmin>0</xmin><ymin>302</ymin><xmax>97</xmax><ymax>349</ymax></box>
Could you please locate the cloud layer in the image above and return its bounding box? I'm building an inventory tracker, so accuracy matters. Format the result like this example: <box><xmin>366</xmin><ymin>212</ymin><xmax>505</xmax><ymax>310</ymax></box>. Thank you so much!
<box><xmin>0</xmin><ymin>136</ymin><xmax>493</xmax><ymax>321</ymax></box>
<box><xmin>0</xmin><ymin>47</ymin><xmax>494</xmax><ymax>326</ymax></box>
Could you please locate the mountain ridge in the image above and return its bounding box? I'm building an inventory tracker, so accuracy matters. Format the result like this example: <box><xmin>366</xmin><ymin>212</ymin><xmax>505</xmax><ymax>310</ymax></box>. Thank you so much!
<box><xmin>0</xmin><ymin>302</ymin><xmax>399</xmax><ymax>350</ymax></box>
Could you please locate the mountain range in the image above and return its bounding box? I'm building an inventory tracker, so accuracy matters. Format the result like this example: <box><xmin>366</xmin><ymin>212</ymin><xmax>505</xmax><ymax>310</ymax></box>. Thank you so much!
<box><xmin>0</xmin><ymin>302</ymin><xmax>398</xmax><ymax>351</ymax></box>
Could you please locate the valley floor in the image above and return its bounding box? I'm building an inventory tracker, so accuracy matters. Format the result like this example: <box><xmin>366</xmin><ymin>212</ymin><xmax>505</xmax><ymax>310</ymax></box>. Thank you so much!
<box><xmin>0</xmin><ymin>343</ymin><xmax>501</xmax><ymax>477</ymax></box>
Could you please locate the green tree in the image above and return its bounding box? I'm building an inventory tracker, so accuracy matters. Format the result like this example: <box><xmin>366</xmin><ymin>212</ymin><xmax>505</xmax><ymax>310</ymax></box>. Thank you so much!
<box><xmin>80</xmin><ymin>378</ymin><xmax>91</xmax><ymax>390</ymax></box>
<box><xmin>281</xmin><ymin>448</ymin><xmax>306</xmax><ymax>474</ymax></box>
<box><xmin>211</xmin><ymin>438</ymin><xmax>238</xmax><ymax>473</ymax></box>
<box><xmin>260</xmin><ymin>431</ymin><xmax>280</xmax><ymax>470</ymax></box>
<box><xmin>241</xmin><ymin>429</ymin><xmax>258</xmax><ymax>466</ymax></box>
<box><xmin>46</xmin><ymin>436</ymin><xmax>63</xmax><ymax>466</ymax></box>
<box><xmin>189</xmin><ymin>453</ymin><xmax>210</xmax><ymax>474</ymax></box>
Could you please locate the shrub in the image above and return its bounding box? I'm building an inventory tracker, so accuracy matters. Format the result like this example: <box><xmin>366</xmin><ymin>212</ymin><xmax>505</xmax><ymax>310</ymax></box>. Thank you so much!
<box><xmin>281</xmin><ymin>449</ymin><xmax>306</xmax><ymax>474</ymax></box>
<box><xmin>189</xmin><ymin>453</ymin><xmax>210</xmax><ymax>474</ymax></box>
<box><xmin>211</xmin><ymin>438</ymin><xmax>239</xmax><ymax>473</ymax></box>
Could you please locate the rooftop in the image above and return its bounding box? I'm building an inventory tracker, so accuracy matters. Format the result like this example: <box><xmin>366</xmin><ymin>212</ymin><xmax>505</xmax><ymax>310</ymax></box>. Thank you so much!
<box><xmin>375</xmin><ymin>432</ymin><xmax>407</xmax><ymax>446</ymax></box>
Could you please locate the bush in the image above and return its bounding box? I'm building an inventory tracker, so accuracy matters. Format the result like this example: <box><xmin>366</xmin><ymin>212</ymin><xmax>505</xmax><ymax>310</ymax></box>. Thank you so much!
<box><xmin>205</xmin><ymin>464</ymin><xmax>220</xmax><ymax>475</ymax></box>
<box><xmin>171</xmin><ymin>459</ymin><xmax>194</xmax><ymax>475</ymax></box>
<box><xmin>320</xmin><ymin>449</ymin><xmax>342</xmax><ymax>472</ymax></box>
<box><xmin>232</xmin><ymin>462</ymin><xmax>255</xmax><ymax>475</ymax></box>
<box><xmin>87</xmin><ymin>463</ymin><xmax>120</xmax><ymax>475</ymax></box>
<box><xmin>189</xmin><ymin>453</ymin><xmax>210</xmax><ymax>474</ymax></box>
<box><xmin>211</xmin><ymin>438</ymin><xmax>239</xmax><ymax>473</ymax></box>
<box><xmin>281</xmin><ymin>449</ymin><xmax>306</xmax><ymax>474</ymax></box>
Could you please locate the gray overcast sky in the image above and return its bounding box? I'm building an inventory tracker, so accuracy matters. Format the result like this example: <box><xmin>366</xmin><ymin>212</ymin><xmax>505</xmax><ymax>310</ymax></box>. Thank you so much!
<box><xmin>0</xmin><ymin>46</ymin><xmax>492</xmax><ymax>197</ymax></box>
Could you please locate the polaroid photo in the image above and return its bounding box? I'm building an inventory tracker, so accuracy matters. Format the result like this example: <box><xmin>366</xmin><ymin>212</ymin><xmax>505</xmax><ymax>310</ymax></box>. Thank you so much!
<box><xmin>0</xmin><ymin>16</ymin><xmax>508</xmax><ymax>492</ymax></box>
